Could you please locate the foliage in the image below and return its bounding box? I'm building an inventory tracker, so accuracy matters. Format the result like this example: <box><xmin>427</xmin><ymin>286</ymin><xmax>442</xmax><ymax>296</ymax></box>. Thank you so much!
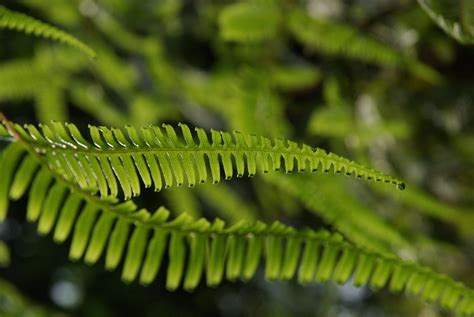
<box><xmin>1</xmin><ymin>120</ymin><xmax>474</xmax><ymax>315</ymax></box>
<box><xmin>1</xmin><ymin>1</ymin><xmax>474</xmax><ymax>316</ymax></box>
<box><xmin>287</xmin><ymin>9</ymin><xmax>441</xmax><ymax>84</ymax></box>
<box><xmin>0</xmin><ymin>5</ymin><xmax>95</xmax><ymax>58</ymax></box>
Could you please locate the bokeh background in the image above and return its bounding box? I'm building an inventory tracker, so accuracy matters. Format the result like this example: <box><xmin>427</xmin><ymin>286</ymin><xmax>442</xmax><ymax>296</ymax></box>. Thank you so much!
<box><xmin>0</xmin><ymin>0</ymin><xmax>473</xmax><ymax>316</ymax></box>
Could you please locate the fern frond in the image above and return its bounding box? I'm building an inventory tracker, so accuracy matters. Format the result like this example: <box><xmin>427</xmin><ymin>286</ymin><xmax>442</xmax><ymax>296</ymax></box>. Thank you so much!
<box><xmin>0</xmin><ymin>5</ymin><xmax>95</xmax><ymax>58</ymax></box>
<box><xmin>218</xmin><ymin>3</ymin><xmax>281</xmax><ymax>43</ymax></box>
<box><xmin>1</xmin><ymin>132</ymin><xmax>474</xmax><ymax>315</ymax></box>
<box><xmin>288</xmin><ymin>10</ymin><xmax>441</xmax><ymax>83</ymax></box>
<box><xmin>418</xmin><ymin>0</ymin><xmax>474</xmax><ymax>44</ymax></box>
<box><xmin>0</xmin><ymin>121</ymin><xmax>405</xmax><ymax>200</ymax></box>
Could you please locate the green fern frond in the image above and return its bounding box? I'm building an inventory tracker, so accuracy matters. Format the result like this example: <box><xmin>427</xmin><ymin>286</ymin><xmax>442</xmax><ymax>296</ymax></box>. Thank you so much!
<box><xmin>288</xmin><ymin>10</ymin><xmax>441</xmax><ymax>83</ymax></box>
<box><xmin>218</xmin><ymin>2</ymin><xmax>281</xmax><ymax>43</ymax></box>
<box><xmin>0</xmin><ymin>5</ymin><xmax>95</xmax><ymax>58</ymax></box>
<box><xmin>1</xmin><ymin>145</ymin><xmax>473</xmax><ymax>315</ymax></box>
<box><xmin>0</xmin><ymin>120</ymin><xmax>405</xmax><ymax>201</ymax></box>
<box><xmin>418</xmin><ymin>0</ymin><xmax>474</xmax><ymax>44</ymax></box>
<box><xmin>1</xmin><ymin>125</ymin><xmax>474</xmax><ymax>315</ymax></box>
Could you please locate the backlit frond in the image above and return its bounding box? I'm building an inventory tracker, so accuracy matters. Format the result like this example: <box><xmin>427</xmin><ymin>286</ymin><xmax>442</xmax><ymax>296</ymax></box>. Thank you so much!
<box><xmin>0</xmin><ymin>143</ymin><xmax>472</xmax><ymax>315</ymax></box>
<box><xmin>1</xmin><ymin>121</ymin><xmax>405</xmax><ymax>200</ymax></box>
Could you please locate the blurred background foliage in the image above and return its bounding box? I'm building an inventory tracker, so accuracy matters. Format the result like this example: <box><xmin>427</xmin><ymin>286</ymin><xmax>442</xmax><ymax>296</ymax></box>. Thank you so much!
<box><xmin>0</xmin><ymin>0</ymin><xmax>473</xmax><ymax>316</ymax></box>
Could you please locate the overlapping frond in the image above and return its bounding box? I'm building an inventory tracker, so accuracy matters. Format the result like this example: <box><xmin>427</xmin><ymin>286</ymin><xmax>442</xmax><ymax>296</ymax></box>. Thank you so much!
<box><xmin>0</xmin><ymin>121</ymin><xmax>405</xmax><ymax>201</ymax></box>
<box><xmin>0</xmin><ymin>5</ymin><xmax>95</xmax><ymax>58</ymax></box>
<box><xmin>0</xmin><ymin>144</ymin><xmax>473</xmax><ymax>315</ymax></box>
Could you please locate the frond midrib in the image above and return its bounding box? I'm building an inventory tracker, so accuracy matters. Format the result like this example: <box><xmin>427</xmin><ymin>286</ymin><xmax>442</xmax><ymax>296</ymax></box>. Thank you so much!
<box><xmin>31</xmin><ymin>142</ymin><xmax>372</xmax><ymax>172</ymax></box>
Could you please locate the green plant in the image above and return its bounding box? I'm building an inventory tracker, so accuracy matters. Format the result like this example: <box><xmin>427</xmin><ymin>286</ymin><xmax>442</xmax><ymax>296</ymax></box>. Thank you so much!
<box><xmin>1</xmin><ymin>1</ymin><xmax>474</xmax><ymax>316</ymax></box>
<box><xmin>1</xmin><ymin>116</ymin><xmax>474</xmax><ymax>315</ymax></box>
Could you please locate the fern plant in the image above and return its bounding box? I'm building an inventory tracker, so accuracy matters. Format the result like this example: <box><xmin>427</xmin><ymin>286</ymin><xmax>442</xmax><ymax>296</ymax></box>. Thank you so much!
<box><xmin>1</xmin><ymin>115</ymin><xmax>474</xmax><ymax>316</ymax></box>
<box><xmin>2</xmin><ymin>2</ymin><xmax>474</xmax><ymax>316</ymax></box>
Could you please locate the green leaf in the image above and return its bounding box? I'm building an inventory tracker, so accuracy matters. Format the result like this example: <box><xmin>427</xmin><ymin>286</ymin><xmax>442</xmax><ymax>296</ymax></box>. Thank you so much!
<box><xmin>0</xmin><ymin>143</ymin><xmax>24</xmax><ymax>221</ymax></box>
<box><xmin>122</xmin><ymin>225</ymin><xmax>150</xmax><ymax>283</ymax></box>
